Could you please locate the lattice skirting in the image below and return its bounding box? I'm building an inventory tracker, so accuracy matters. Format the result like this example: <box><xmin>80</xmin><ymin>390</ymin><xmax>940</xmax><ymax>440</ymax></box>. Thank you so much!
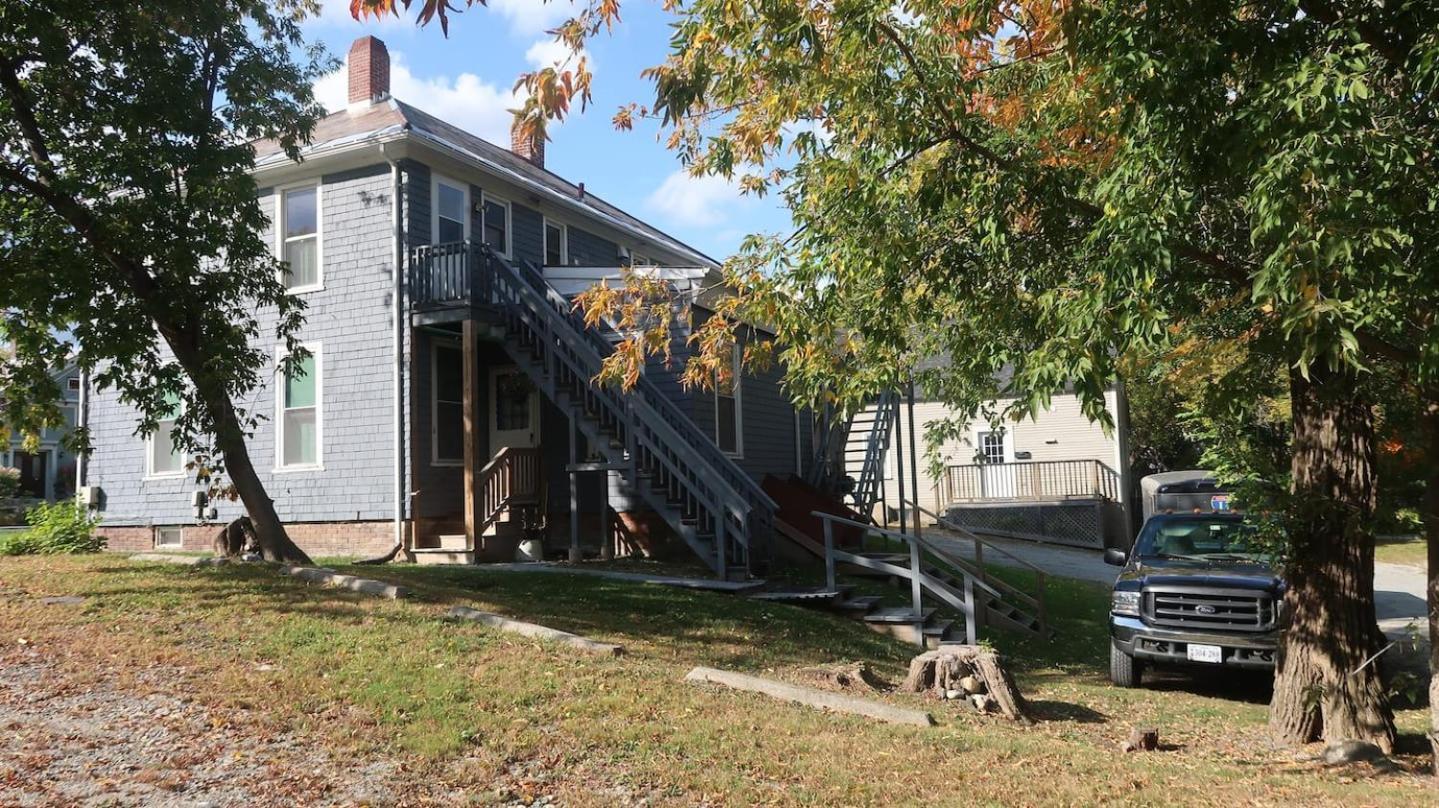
<box><xmin>942</xmin><ymin>501</ymin><xmax>1123</xmax><ymax>549</ymax></box>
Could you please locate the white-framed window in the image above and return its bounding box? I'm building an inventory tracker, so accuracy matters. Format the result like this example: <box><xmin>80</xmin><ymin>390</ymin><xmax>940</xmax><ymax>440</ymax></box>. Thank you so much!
<box><xmin>631</xmin><ymin>252</ymin><xmax>656</xmax><ymax>266</ymax></box>
<box><xmin>433</xmin><ymin>175</ymin><xmax>469</xmax><ymax>244</ymax></box>
<box><xmin>66</xmin><ymin>377</ymin><xmax>80</xmax><ymax>392</ymax></box>
<box><xmin>276</xmin><ymin>343</ymin><xmax>322</xmax><ymax>470</ymax></box>
<box><xmin>715</xmin><ymin>342</ymin><xmax>742</xmax><ymax>458</ymax></box>
<box><xmin>154</xmin><ymin>526</ymin><xmax>183</xmax><ymax>549</ymax></box>
<box><xmin>544</xmin><ymin>218</ymin><xmax>568</xmax><ymax>266</ymax></box>
<box><xmin>978</xmin><ymin>431</ymin><xmax>1006</xmax><ymax>465</ymax></box>
<box><xmin>481</xmin><ymin>192</ymin><xmax>511</xmax><ymax>257</ymax></box>
<box><xmin>276</xmin><ymin>183</ymin><xmax>322</xmax><ymax>292</ymax></box>
<box><xmin>147</xmin><ymin>391</ymin><xmax>185</xmax><ymax>478</ymax></box>
<box><xmin>431</xmin><ymin>341</ymin><xmax>464</xmax><ymax>466</ymax></box>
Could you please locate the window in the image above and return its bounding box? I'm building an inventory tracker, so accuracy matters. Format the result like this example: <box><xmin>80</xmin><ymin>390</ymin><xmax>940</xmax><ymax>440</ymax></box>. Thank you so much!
<box><xmin>978</xmin><ymin>432</ymin><xmax>1005</xmax><ymax>465</ymax></box>
<box><xmin>154</xmin><ymin>526</ymin><xmax>183</xmax><ymax>549</ymax></box>
<box><xmin>432</xmin><ymin>343</ymin><xmax>464</xmax><ymax>466</ymax></box>
<box><xmin>715</xmin><ymin>343</ymin><xmax>742</xmax><ymax>457</ymax></box>
<box><xmin>433</xmin><ymin>176</ymin><xmax>469</xmax><ymax>243</ymax></box>
<box><xmin>67</xmin><ymin>377</ymin><xmax>80</xmax><ymax>392</ymax></box>
<box><xmin>481</xmin><ymin>194</ymin><xmax>510</xmax><ymax>256</ymax></box>
<box><xmin>277</xmin><ymin>346</ymin><xmax>321</xmax><ymax>469</ymax></box>
<box><xmin>544</xmin><ymin>219</ymin><xmax>567</xmax><ymax>266</ymax></box>
<box><xmin>278</xmin><ymin>184</ymin><xmax>320</xmax><ymax>291</ymax></box>
<box><xmin>147</xmin><ymin>391</ymin><xmax>184</xmax><ymax>477</ymax></box>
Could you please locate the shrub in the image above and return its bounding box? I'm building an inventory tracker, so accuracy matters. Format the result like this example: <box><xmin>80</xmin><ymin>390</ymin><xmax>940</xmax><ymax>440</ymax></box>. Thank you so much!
<box><xmin>0</xmin><ymin>467</ymin><xmax>20</xmax><ymax>500</ymax></box>
<box><xmin>4</xmin><ymin>501</ymin><xmax>103</xmax><ymax>555</ymax></box>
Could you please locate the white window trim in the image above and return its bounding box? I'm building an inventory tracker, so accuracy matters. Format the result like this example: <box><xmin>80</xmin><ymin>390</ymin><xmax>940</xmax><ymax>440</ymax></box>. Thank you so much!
<box><xmin>145</xmin><ymin>400</ymin><xmax>186</xmax><ymax>480</ymax></box>
<box><xmin>715</xmin><ymin>343</ymin><xmax>744</xmax><ymax>459</ymax></box>
<box><xmin>274</xmin><ymin>181</ymin><xmax>323</xmax><ymax>294</ymax></box>
<box><xmin>154</xmin><ymin>526</ymin><xmax>184</xmax><ymax>549</ymax></box>
<box><xmin>543</xmin><ymin>217</ymin><xmax>568</xmax><ymax>266</ymax></box>
<box><xmin>481</xmin><ymin>191</ymin><xmax>512</xmax><ymax>258</ymax></box>
<box><xmin>432</xmin><ymin>174</ymin><xmax>471</xmax><ymax>244</ymax></box>
<box><xmin>430</xmin><ymin>340</ymin><xmax>464</xmax><ymax>467</ymax></box>
<box><xmin>274</xmin><ymin>341</ymin><xmax>324</xmax><ymax>473</ymax></box>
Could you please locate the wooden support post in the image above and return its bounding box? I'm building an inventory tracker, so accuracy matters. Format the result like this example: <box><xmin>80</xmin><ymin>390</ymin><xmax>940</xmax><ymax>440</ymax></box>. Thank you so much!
<box><xmin>715</xmin><ymin>511</ymin><xmax>728</xmax><ymax>579</ymax></box>
<box><xmin>909</xmin><ymin>534</ymin><xmax>923</xmax><ymax>629</ymax></box>
<box><xmin>568</xmin><ymin>414</ymin><xmax>581</xmax><ymax>562</ymax></box>
<box><xmin>462</xmin><ymin>319</ymin><xmax>481</xmax><ymax>552</ymax></box>
<box><xmin>907</xmin><ymin>379</ymin><xmax>922</xmax><ymax>540</ymax></box>
<box><xmin>963</xmin><ymin>574</ymin><xmax>978</xmax><ymax>644</ymax></box>
<box><xmin>894</xmin><ymin>397</ymin><xmax>908</xmax><ymax>537</ymax></box>
<box><xmin>601</xmin><ymin>470</ymin><xmax>616</xmax><ymax>561</ymax></box>
<box><xmin>823</xmin><ymin>518</ymin><xmax>836</xmax><ymax>592</ymax></box>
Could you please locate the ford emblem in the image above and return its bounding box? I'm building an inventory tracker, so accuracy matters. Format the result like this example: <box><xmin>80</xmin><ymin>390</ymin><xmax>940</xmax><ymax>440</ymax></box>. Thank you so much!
<box><xmin>1195</xmin><ymin>605</ymin><xmax>1217</xmax><ymax>615</ymax></box>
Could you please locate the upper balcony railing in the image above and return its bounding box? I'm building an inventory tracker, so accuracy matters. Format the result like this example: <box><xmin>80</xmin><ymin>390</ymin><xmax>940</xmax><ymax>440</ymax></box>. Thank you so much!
<box><xmin>409</xmin><ymin>240</ymin><xmax>498</xmax><ymax>312</ymax></box>
<box><xmin>941</xmin><ymin>458</ymin><xmax>1120</xmax><ymax>505</ymax></box>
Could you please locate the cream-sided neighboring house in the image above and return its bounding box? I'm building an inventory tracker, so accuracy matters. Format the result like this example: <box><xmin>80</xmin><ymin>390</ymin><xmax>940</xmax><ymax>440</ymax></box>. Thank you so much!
<box><xmin>844</xmin><ymin>384</ymin><xmax>1132</xmax><ymax>550</ymax></box>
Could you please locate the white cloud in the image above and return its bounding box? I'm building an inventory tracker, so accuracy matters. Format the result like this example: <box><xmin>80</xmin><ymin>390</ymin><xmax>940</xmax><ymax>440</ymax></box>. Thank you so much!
<box><xmin>523</xmin><ymin>37</ymin><xmax>593</xmax><ymax>73</ymax></box>
<box><xmin>313</xmin><ymin>53</ymin><xmax>522</xmax><ymax>144</ymax></box>
<box><xmin>490</xmin><ymin>0</ymin><xmax>579</xmax><ymax>37</ymax></box>
<box><xmin>645</xmin><ymin>170</ymin><xmax>748</xmax><ymax>228</ymax></box>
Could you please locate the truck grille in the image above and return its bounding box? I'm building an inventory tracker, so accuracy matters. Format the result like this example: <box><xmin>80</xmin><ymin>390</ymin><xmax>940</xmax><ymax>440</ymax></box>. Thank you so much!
<box><xmin>1143</xmin><ymin>588</ymin><xmax>1274</xmax><ymax>633</ymax></box>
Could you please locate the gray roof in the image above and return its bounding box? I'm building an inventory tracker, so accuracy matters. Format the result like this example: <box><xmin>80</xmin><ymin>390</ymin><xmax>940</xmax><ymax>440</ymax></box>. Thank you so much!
<box><xmin>253</xmin><ymin>99</ymin><xmax>717</xmax><ymax>267</ymax></box>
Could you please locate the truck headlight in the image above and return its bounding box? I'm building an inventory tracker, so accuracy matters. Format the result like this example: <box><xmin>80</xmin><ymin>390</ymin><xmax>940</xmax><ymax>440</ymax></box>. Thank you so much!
<box><xmin>1111</xmin><ymin>591</ymin><xmax>1141</xmax><ymax>617</ymax></box>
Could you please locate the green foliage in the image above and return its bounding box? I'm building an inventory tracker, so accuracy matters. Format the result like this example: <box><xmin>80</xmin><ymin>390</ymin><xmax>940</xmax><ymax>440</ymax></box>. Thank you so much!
<box><xmin>0</xmin><ymin>501</ymin><xmax>101</xmax><ymax>556</ymax></box>
<box><xmin>0</xmin><ymin>1</ymin><xmax>332</xmax><ymax>485</ymax></box>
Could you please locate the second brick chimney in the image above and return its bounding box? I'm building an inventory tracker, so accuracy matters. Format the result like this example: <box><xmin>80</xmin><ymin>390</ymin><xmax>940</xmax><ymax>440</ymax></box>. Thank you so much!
<box><xmin>348</xmin><ymin>36</ymin><xmax>390</xmax><ymax>108</ymax></box>
<box><xmin>511</xmin><ymin>120</ymin><xmax>545</xmax><ymax>168</ymax></box>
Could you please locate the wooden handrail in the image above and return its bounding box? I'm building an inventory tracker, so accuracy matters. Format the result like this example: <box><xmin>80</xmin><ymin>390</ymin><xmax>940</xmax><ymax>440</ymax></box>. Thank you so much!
<box><xmin>475</xmin><ymin>447</ymin><xmax>542</xmax><ymax>536</ymax></box>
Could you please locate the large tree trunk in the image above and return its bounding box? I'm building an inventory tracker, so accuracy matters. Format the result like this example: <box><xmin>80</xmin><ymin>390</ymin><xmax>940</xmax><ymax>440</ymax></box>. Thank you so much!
<box><xmin>1269</xmin><ymin>364</ymin><xmax>1395</xmax><ymax>752</ymax></box>
<box><xmin>160</xmin><ymin>327</ymin><xmax>312</xmax><ymax>566</ymax></box>
<box><xmin>1422</xmin><ymin>399</ymin><xmax>1439</xmax><ymax>774</ymax></box>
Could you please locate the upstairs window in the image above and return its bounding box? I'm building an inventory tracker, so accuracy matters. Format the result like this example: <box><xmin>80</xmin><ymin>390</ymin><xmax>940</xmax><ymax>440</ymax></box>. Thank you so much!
<box><xmin>433</xmin><ymin>177</ymin><xmax>469</xmax><ymax>244</ymax></box>
<box><xmin>544</xmin><ymin>219</ymin><xmax>567</xmax><ymax>266</ymax></box>
<box><xmin>482</xmin><ymin>194</ymin><xmax>510</xmax><ymax>257</ymax></box>
<box><xmin>715</xmin><ymin>343</ymin><xmax>742</xmax><ymax>457</ymax></box>
<box><xmin>279</xmin><ymin>185</ymin><xmax>320</xmax><ymax>291</ymax></box>
<box><xmin>432</xmin><ymin>343</ymin><xmax>464</xmax><ymax>466</ymax></box>
<box><xmin>147</xmin><ymin>391</ymin><xmax>184</xmax><ymax>477</ymax></box>
<box><xmin>278</xmin><ymin>347</ymin><xmax>321</xmax><ymax>469</ymax></box>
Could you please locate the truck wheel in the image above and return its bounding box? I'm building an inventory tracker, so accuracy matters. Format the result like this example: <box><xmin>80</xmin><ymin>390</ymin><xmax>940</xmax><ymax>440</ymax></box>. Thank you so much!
<box><xmin>1110</xmin><ymin>642</ymin><xmax>1144</xmax><ymax>688</ymax></box>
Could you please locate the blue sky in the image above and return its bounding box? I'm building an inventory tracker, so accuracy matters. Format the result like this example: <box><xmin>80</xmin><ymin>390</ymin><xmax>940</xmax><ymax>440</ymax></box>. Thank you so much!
<box><xmin>304</xmin><ymin>0</ymin><xmax>791</xmax><ymax>261</ymax></box>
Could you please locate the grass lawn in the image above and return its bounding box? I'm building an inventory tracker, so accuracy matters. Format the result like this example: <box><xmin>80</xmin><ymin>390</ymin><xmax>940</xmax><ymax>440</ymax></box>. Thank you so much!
<box><xmin>0</xmin><ymin>554</ymin><xmax>1431</xmax><ymax>805</ymax></box>
<box><xmin>1376</xmin><ymin>535</ymin><xmax>1427</xmax><ymax>569</ymax></box>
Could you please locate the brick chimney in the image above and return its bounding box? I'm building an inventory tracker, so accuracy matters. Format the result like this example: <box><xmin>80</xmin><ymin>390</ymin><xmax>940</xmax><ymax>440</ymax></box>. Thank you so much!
<box><xmin>511</xmin><ymin>120</ymin><xmax>545</xmax><ymax>168</ymax></box>
<box><xmin>347</xmin><ymin>36</ymin><xmax>390</xmax><ymax>108</ymax></box>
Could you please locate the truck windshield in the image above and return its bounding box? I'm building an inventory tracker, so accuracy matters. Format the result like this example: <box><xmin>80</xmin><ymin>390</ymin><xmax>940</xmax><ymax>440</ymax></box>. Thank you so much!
<box><xmin>1135</xmin><ymin>518</ymin><xmax>1264</xmax><ymax>561</ymax></box>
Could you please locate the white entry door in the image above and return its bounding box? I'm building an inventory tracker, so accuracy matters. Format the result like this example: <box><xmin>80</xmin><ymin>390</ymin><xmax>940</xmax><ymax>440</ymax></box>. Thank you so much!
<box><xmin>489</xmin><ymin>367</ymin><xmax>540</xmax><ymax>450</ymax></box>
<box><xmin>977</xmin><ymin>431</ymin><xmax>1016</xmax><ymax>498</ymax></box>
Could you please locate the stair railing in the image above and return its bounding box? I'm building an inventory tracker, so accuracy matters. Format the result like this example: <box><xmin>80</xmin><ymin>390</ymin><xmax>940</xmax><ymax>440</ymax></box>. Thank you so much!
<box><xmin>513</xmin><ymin>259</ymin><xmax>777</xmax><ymax>521</ymax></box>
<box><xmin>813</xmin><ymin>510</ymin><xmax>1002</xmax><ymax>645</ymax></box>
<box><xmin>475</xmin><ymin>446</ymin><xmax>542</xmax><ymax>536</ymax></box>
<box><xmin>478</xmin><ymin>246</ymin><xmax>764</xmax><ymax>571</ymax></box>
<box><xmin>900</xmin><ymin>498</ymin><xmax>1049</xmax><ymax>636</ymax></box>
<box><xmin>849</xmin><ymin>390</ymin><xmax>899</xmax><ymax>519</ymax></box>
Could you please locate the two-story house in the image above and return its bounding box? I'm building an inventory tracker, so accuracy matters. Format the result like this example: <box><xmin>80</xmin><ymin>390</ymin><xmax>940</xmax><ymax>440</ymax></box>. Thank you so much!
<box><xmin>3</xmin><ymin>361</ymin><xmax>82</xmax><ymax>503</ymax></box>
<box><xmin>86</xmin><ymin>36</ymin><xmax>803</xmax><ymax>576</ymax></box>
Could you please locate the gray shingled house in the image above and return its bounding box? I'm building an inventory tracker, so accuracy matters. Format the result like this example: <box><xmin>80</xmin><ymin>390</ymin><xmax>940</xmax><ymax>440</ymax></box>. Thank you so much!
<box><xmin>87</xmin><ymin>36</ymin><xmax>802</xmax><ymax>576</ymax></box>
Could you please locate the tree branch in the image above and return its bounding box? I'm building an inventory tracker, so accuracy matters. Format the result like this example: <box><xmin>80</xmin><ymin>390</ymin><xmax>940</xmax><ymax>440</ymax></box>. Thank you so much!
<box><xmin>1298</xmin><ymin>0</ymin><xmax>1409</xmax><ymax>67</ymax></box>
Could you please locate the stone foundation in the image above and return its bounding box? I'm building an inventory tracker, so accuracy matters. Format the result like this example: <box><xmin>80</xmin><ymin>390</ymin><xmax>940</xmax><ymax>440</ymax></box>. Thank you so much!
<box><xmin>99</xmin><ymin>520</ymin><xmax>401</xmax><ymax>559</ymax></box>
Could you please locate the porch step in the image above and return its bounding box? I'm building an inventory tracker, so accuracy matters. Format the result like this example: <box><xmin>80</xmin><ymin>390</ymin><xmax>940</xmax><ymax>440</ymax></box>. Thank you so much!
<box><xmin>861</xmin><ymin>606</ymin><xmax>936</xmax><ymax>625</ymax></box>
<box><xmin>751</xmin><ymin>587</ymin><xmax>845</xmax><ymax>604</ymax></box>
<box><xmin>412</xmin><ymin>548</ymin><xmax>475</xmax><ymax>565</ymax></box>
<box><xmin>835</xmin><ymin>594</ymin><xmax>883</xmax><ymax>614</ymax></box>
<box><xmin>437</xmin><ymin>533</ymin><xmax>468</xmax><ymax>551</ymax></box>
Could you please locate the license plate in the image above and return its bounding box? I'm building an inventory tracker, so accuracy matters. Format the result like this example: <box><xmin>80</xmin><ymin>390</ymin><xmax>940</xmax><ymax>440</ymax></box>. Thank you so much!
<box><xmin>1187</xmin><ymin>643</ymin><xmax>1223</xmax><ymax>663</ymax></box>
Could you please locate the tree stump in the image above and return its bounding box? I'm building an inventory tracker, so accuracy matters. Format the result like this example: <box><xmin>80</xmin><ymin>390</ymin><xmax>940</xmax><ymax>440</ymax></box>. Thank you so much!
<box><xmin>211</xmin><ymin>516</ymin><xmax>257</xmax><ymax>557</ymax></box>
<box><xmin>899</xmin><ymin>645</ymin><xmax>1031</xmax><ymax>723</ymax></box>
<box><xmin>1121</xmin><ymin>726</ymin><xmax>1159</xmax><ymax>752</ymax></box>
<box><xmin>798</xmin><ymin>662</ymin><xmax>888</xmax><ymax>693</ymax></box>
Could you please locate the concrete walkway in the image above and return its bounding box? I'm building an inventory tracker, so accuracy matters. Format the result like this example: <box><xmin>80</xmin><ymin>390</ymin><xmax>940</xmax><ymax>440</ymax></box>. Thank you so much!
<box><xmin>478</xmin><ymin>562</ymin><xmax>766</xmax><ymax>593</ymax></box>
<box><xmin>926</xmin><ymin>529</ymin><xmax>1428</xmax><ymax>637</ymax></box>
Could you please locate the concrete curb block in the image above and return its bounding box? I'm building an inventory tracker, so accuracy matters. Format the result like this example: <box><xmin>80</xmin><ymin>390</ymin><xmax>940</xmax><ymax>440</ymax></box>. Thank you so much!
<box><xmin>684</xmin><ymin>666</ymin><xmax>935</xmax><ymax>727</ymax></box>
<box><xmin>280</xmin><ymin>565</ymin><xmax>410</xmax><ymax>599</ymax></box>
<box><xmin>447</xmin><ymin>605</ymin><xmax>624</xmax><ymax>656</ymax></box>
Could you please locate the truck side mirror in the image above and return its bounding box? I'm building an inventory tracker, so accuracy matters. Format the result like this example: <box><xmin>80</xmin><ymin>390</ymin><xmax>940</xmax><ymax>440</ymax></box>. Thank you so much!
<box><xmin>1103</xmin><ymin>548</ymin><xmax>1127</xmax><ymax>567</ymax></box>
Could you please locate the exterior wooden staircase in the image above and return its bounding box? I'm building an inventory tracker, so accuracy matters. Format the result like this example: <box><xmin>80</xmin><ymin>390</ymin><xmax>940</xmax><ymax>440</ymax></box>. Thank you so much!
<box><xmin>807</xmin><ymin>391</ymin><xmax>899</xmax><ymax>522</ymax></box>
<box><xmin>409</xmin><ymin>242</ymin><xmax>777</xmax><ymax>578</ymax></box>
